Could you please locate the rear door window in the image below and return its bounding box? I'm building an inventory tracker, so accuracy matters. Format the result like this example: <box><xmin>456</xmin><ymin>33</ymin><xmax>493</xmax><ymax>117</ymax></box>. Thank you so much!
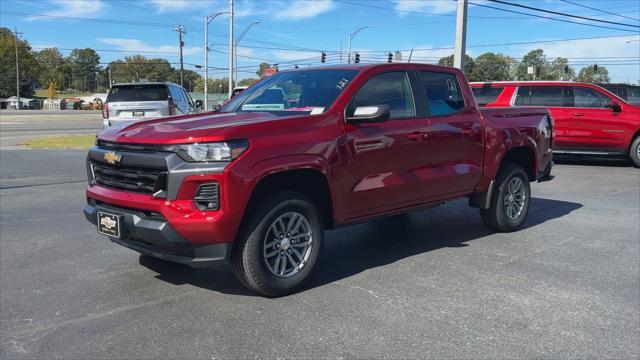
<box><xmin>419</xmin><ymin>71</ymin><xmax>465</xmax><ymax>115</ymax></box>
<box><xmin>572</xmin><ymin>86</ymin><xmax>610</xmax><ymax>108</ymax></box>
<box><xmin>107</xmin><ymin>85</ymin><xmax>168</xmax><ymax>102</ymax></box>
<box><xmin>472</xmin><ymin>85</ymin><xmax>504</xmax><ymax>106</ymax></box>
<box><xmin>351</xmin><ymin>71</ymin><xmax>416</xmax><ymax>119</ymax></box>
<box><xmin>516</xmin><ymin>86</ymin><xmax>563</xmax><ymax>106</ymax></box>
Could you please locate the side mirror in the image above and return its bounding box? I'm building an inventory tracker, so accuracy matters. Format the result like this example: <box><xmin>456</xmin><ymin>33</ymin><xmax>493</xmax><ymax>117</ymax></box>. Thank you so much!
<box><xmin>195</xmin><ymin>99</ymin><xmax>204</xmax><ymax>109</ymax></box>
<box><xmin>346</xmin><ymin>105</ymin><xmax>391</xmax><ymax>124</ymax></box>
<box><xmin>607</xmin><ymin>100</ymin><xmax>622</xmax><ymax>113</ymax></box>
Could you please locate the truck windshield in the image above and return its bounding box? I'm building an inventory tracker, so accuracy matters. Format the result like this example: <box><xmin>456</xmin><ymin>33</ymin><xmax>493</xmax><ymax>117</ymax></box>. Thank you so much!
<box><xmin>107</xmin><ymin>85</ymin><xmax>168</xmax><ymax>102</ymax></box>
<box><xmin>220</xmin><ymin>69</ymin><xmax>359</xmax><ymax>115</ymax></box>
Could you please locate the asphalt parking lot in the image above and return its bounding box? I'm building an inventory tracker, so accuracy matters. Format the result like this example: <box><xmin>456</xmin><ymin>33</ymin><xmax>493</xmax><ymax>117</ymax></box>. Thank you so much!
<box><xmin>1</xmin><ymin>148</ymin><xmax>639</xmax><ymax>358</ymax></box>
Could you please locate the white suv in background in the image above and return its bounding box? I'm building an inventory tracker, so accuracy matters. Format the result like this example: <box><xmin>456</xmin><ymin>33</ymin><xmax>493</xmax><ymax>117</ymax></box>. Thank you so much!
<box><xmin>102</xmin><ymin>82</ymin><xmax>202</xmax><ymax>128</ymax></box>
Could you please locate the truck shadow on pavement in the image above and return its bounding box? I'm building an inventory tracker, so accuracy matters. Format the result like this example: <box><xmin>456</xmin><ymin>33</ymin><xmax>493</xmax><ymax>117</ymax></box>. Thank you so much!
<box><xmin>139</xmin><ymin>197</ymin><xmax>582</xmax><ymax>296</ymax></box>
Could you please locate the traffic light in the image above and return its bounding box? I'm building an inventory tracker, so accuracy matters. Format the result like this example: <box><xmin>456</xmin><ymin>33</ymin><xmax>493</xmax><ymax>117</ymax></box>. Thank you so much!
<box><xmin>354</xmin><ymin>52</ymin><xmax>360</xmax><ymax>63</ymax></box>
<box><xmin>535</xmin><ymin>66</ymin><xmax>541</xmax><ymax>78</ymax></box>
<box><xmin>387</xmin><ymin>52</ymin><xmax>393</xmax><ymax>63</ymax></box>
<box><xmin>594</xmin><ymin>64</ymin><xmax>599</xmax><ymax>72</ymax></box>
<box><xmin>321</xmin><ymin>51</ymin><xmax>326</xmax><ymax>63</ymax></box>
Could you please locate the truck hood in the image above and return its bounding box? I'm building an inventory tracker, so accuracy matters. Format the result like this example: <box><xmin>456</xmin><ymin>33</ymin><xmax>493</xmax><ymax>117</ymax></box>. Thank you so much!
<box><xmin>99</xmin><ymin>111</ymin><xmax>289</xmax><ymax>144</ymax></box>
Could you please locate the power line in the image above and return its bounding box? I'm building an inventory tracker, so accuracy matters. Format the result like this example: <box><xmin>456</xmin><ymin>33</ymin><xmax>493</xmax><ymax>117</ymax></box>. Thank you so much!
<box><xmin>0</xmin><ymin>11</ymin><xmax>174</xmax><ymax>28</ymax></box>
<box><xmin>485</xmin><ymin>0</ymin><xmax>639</xmax><ymax>28</ymax></box>
<box><xmin>469</xmin><ymin>2</ymin><xmax>639</xmax><ymax>33</ymax></box>
<box><xmin>559</xmin><ymin>0</ymin><xmax>640</xmax><ymax>22</ymax></box>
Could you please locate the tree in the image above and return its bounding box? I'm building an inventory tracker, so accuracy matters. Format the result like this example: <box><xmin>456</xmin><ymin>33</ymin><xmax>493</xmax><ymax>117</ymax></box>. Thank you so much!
<box><xmin>516</xmin><ymin>49</ymin><xmax>553</xmax><ymax>80</ymax></box>
<box><xmin>470</xmin><ymin>52</ymin><xmax>515</xmax><ymax>81</ymax></box>
<box><xmin>36</xmin><ymin>48</ymin><xmax>67</xmax><ymax>89</ymax></box>
<box><xmin>238</xmin><ymin>78</ymin><xmax>258</xmax><ymax>86</ymax></box>
<box><xmin>68</xmin><ymin>48</ymin><xmax>100</xmax><ymax>92</ymax></box>
<box><xmin>548</xmin><ymin>57</ymin><xmax>575</xmax><ymax>81</ymax></box>
<box><xmin>437</xmin><ymin>54</ymin><xmax>475</xmax><ymax>77</ymax></box>
<box><xmin>108</xmin><ymin>55</ymin><xmax>174</xmax><ymax>84</ymax></box>
<box><xmin>577</xmin><ymin>65</ymin><xmax>610</xmax><ymax>83</ymax></box>
<box><xmin>0</xmin><ymin>27</ymin><xmax>39</xmax><ymax>98</ymax></box>
<box><xmin>256</xmin><ymin>62</ymin><xmax>272</xmax><ymax>77</ymax></box>
<box><xmin>194</xmin><ymin>77</ymin><xmax>231</xmax><ymax>94</ymax></box>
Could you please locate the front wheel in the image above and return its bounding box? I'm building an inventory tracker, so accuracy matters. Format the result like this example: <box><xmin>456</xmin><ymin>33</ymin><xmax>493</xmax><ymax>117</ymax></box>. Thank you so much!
<box><xmin>231</xmin><ymin>191</ymin><xmax>324</xmax><ymax>297</ymax></box>
<box><xmin>629</xmin><ymin>136</ymin><xmax>640</xmax><ymax>168</ymax></box>
<box><xmin>480</xmin><ymin>164</ymin><xmax>531</xmax><ymax>232</ymax></box>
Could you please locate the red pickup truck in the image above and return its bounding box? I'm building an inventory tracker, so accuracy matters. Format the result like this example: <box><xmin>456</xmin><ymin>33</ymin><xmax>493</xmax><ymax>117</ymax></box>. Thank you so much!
<box><xmin>84</xmin><ymin>64</ymin><xmax>553</xmax><ymax>296</ymax></box>
<box><xmin>470</xmin><ymin>81</ymin><xmax>640</xmax><ymax>167</ymax></box>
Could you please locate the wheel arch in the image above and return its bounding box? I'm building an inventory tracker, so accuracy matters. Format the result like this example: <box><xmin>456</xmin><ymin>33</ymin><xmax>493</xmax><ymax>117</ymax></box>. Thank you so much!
<box><xmin>242</xmin><ymin>167</ymin><xmax>334</xmax><ymax>232</ymax></box>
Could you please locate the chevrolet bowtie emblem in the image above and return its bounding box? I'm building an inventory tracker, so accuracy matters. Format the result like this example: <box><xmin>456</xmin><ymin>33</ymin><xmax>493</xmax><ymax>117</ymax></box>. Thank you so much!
<box><xmin>104</xmin><ymin>151</ymin><xmax>122</xmax><ymax>165</ymax></box>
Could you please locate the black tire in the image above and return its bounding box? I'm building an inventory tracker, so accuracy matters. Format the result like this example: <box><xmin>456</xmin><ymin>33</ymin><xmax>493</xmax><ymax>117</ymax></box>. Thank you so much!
<box><xmin>629</xmin><ymin>136</ymin><xmax>640</xmax><ymax>168</ymax></box>
<box><xmin>480</xmin><ymin>163</ymin><xmax>531</xmax><ymax>232</ymax></box>
<box><xmin>231</xmin><ymin>191</ymin><xmax>324</xmax><ymax>297</ymax></box>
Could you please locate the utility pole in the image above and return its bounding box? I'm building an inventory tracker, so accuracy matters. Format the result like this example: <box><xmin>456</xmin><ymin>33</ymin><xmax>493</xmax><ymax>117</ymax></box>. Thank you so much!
<box><xmin>14</xmin><ymin>27</ymin><xmax>22</xmax><ymax>109</ymax></box>
<box><xmin>228</xmin><ymin>0</ymin><xmax>234</xmax><ymax>99</ymax></box>
<box><xmin>174</xmin><ymin>25</ymin><xmax>186</xmax><ymax>86</ymax></box>
<box><xmin>205</xmin><ymin>12</ymin><xmax>227</xmax><ymax>111</ymax></box>
<box><xmin>108</xmin><ymin>65</ymin><xmax>112</xmax><ymax>88</ymax></box>
<box><xmin>453</xmin><ymin>0</ymin><xmax>468</xmax><ymax>70</ymax></box>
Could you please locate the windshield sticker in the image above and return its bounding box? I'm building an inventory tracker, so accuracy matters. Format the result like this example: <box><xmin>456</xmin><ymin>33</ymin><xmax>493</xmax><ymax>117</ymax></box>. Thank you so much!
<box><xmin>336</xmin><ymin>78</ymin><xmax>350</xmax><ymax>91</ymax></box>
<box><xmin>241</xmin><ymin>104</ymin><xmax>285</xmax><ymax>111</ymax></box>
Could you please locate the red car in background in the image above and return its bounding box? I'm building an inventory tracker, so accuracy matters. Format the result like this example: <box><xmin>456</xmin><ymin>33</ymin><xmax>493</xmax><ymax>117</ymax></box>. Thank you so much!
<box><xmin>471</xmin><ymin>81</ymin><xmax>640</xmax><ymax>167</ymax></box>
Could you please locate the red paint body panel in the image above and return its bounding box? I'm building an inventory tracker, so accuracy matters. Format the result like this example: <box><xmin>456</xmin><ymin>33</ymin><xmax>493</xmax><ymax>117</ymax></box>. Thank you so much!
<box><xmin>470</xmin><ymin>81</ymin><xmax>640</xmax><ymax>153</ymax></box>
<box><xmin>88</xmin><ymin>64</ymin><xmax>553</xmax><ymax>245</ymax></box>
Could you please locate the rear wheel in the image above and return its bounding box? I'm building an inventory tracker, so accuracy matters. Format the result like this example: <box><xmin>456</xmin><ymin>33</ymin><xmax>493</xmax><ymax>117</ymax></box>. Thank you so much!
<box><xmin>629</xmin><ymin>136</ymin><xmax>640</xmax><ymax>168</ymax></box>
<box><xmin>480</xmin><ymin>164</ymin><xmax>531</xmax><ymax>232</ymax></box>
<box><xmin>231</xmin><ymin>191</ymin><xmax>323</xmax><ymax>297</ymax></box>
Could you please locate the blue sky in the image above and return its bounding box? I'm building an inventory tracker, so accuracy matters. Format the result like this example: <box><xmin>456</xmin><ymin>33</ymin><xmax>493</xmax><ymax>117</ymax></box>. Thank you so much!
<box><xmin>1</xmin><ymin>0</ymin><xmax>639</xmax><ymax>83</ymax></box>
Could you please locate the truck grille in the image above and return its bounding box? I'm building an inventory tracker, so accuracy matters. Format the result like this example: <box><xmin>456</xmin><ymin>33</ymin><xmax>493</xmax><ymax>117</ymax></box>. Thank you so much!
<box><xmin>91</xmin><ymin>161</ymin><xmax>167</xmax><ymax>194</ymax></box>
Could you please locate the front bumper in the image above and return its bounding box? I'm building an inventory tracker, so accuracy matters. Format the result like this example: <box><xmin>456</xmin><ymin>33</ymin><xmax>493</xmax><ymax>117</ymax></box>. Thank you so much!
<box><xmin>84</xmin><ymin>201</ymin><xmax>230</xmax><ymax>267</ymax></box>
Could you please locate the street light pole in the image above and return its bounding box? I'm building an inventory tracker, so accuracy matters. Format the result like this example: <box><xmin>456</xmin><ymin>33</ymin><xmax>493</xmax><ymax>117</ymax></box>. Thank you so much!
<box><xmin>205</xmin><ymin>12</ymin><xmax>227</xmax><ymax>111</ymax></box>
<box><xmin>228</xmin><ymin>0</ymin><xmax>234</xmax><ymax>99</ymax></box>
<box><xmin>348</xmin><ymin>26</ymin><xmax>367</xmax><ymax>64</ymax></box>
<box><xmin>235</xmin><ymin>21</ymin><xmax>260</xmax><ymax>84</ymax></box>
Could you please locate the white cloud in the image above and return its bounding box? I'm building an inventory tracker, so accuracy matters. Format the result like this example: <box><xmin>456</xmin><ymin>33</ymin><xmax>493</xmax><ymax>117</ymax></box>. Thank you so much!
<box><xmin>31</xmin><ymin>0</ymin><xmax>102</xmax><ymax>18</ymax></box>
<box><xmin>271</xmin><ymin>50</ymin><xmax>319</xmax><ymax>62</ymax></box>
<box><xmin>394</xmin><ymin>0</ymin><xmax>456</xmax><ymax>15</ymax></box>
<box><xmin>148</xmin><ymin>0</ymin><xmax>192</xmax><ymax>13</ymax></box>
<box><xmin>274</xmin><ymin>0</ymin><xmax>334</xmax><ymax>20</ymax></box>
<box><xmin>100</xmin><ymin>38</ymin><xmax>201</xmax><ymax>56</ymax></box>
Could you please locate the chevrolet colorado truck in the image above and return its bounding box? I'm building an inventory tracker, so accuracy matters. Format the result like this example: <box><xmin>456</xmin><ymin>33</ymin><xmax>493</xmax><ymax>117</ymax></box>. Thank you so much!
<box><xmin>84</xmin><ymin>64</ymin><xmax>554</xmax><ymax>296</ymax></box>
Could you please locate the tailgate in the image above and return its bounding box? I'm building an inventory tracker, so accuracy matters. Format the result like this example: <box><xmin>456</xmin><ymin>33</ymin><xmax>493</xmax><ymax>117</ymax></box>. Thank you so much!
<box><xmin>108</xmin><ymin>101</ymin><xmax>168</xmax><ymax>120</ymax></box>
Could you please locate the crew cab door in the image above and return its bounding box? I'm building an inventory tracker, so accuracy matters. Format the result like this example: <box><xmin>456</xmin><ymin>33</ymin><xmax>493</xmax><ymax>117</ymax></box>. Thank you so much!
<box><xmin>417</xmin><ymin>70</ymin><xmax>483</xmax><ymax>197</ymax></box>
<box><xmin>566</xmin><ymin>85</ymin><xmax>626</xmax><ymax>151</ymax></box>
<box><xmin>341</xmin><ymin>71</ymin><xmax>431</xmax><ymax>216</ymax></box>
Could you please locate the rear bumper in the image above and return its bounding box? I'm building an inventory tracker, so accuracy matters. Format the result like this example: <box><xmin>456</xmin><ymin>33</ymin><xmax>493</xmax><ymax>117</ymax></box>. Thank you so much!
<box><xmin>84</xmin><ymin>201</ymin><xmax>230</xmax><ymax>267</ymax></box>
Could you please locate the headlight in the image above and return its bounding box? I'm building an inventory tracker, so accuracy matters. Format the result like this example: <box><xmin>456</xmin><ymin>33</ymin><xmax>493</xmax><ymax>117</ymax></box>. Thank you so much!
<box><xmin>165</xmin><ymin>140</ymin><xmax>249</xmax><ymax>162</ymax></box>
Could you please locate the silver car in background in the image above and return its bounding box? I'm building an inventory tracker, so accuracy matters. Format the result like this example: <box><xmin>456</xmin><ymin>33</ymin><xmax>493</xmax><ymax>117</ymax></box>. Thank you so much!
<box><xmin>102</xmin><ymin>82</ymin><xmax>202</xmax><ymax>128</ymax></box>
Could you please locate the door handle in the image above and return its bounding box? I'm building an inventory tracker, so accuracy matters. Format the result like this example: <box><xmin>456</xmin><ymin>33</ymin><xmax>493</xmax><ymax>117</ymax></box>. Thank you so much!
<box><xmin>408</xmin><ymin>132</ymin><xmax>427</xmax><ymax>141</ymax></box>
<box><xmin>573</xmin><ymin>113</ymin><xmax>585</xmax><ymax>116</ymax></box>
<box><xmin>462</xmin><ymin>128</ymin><xmax>479</xmax><ymax>136</ymax></box>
